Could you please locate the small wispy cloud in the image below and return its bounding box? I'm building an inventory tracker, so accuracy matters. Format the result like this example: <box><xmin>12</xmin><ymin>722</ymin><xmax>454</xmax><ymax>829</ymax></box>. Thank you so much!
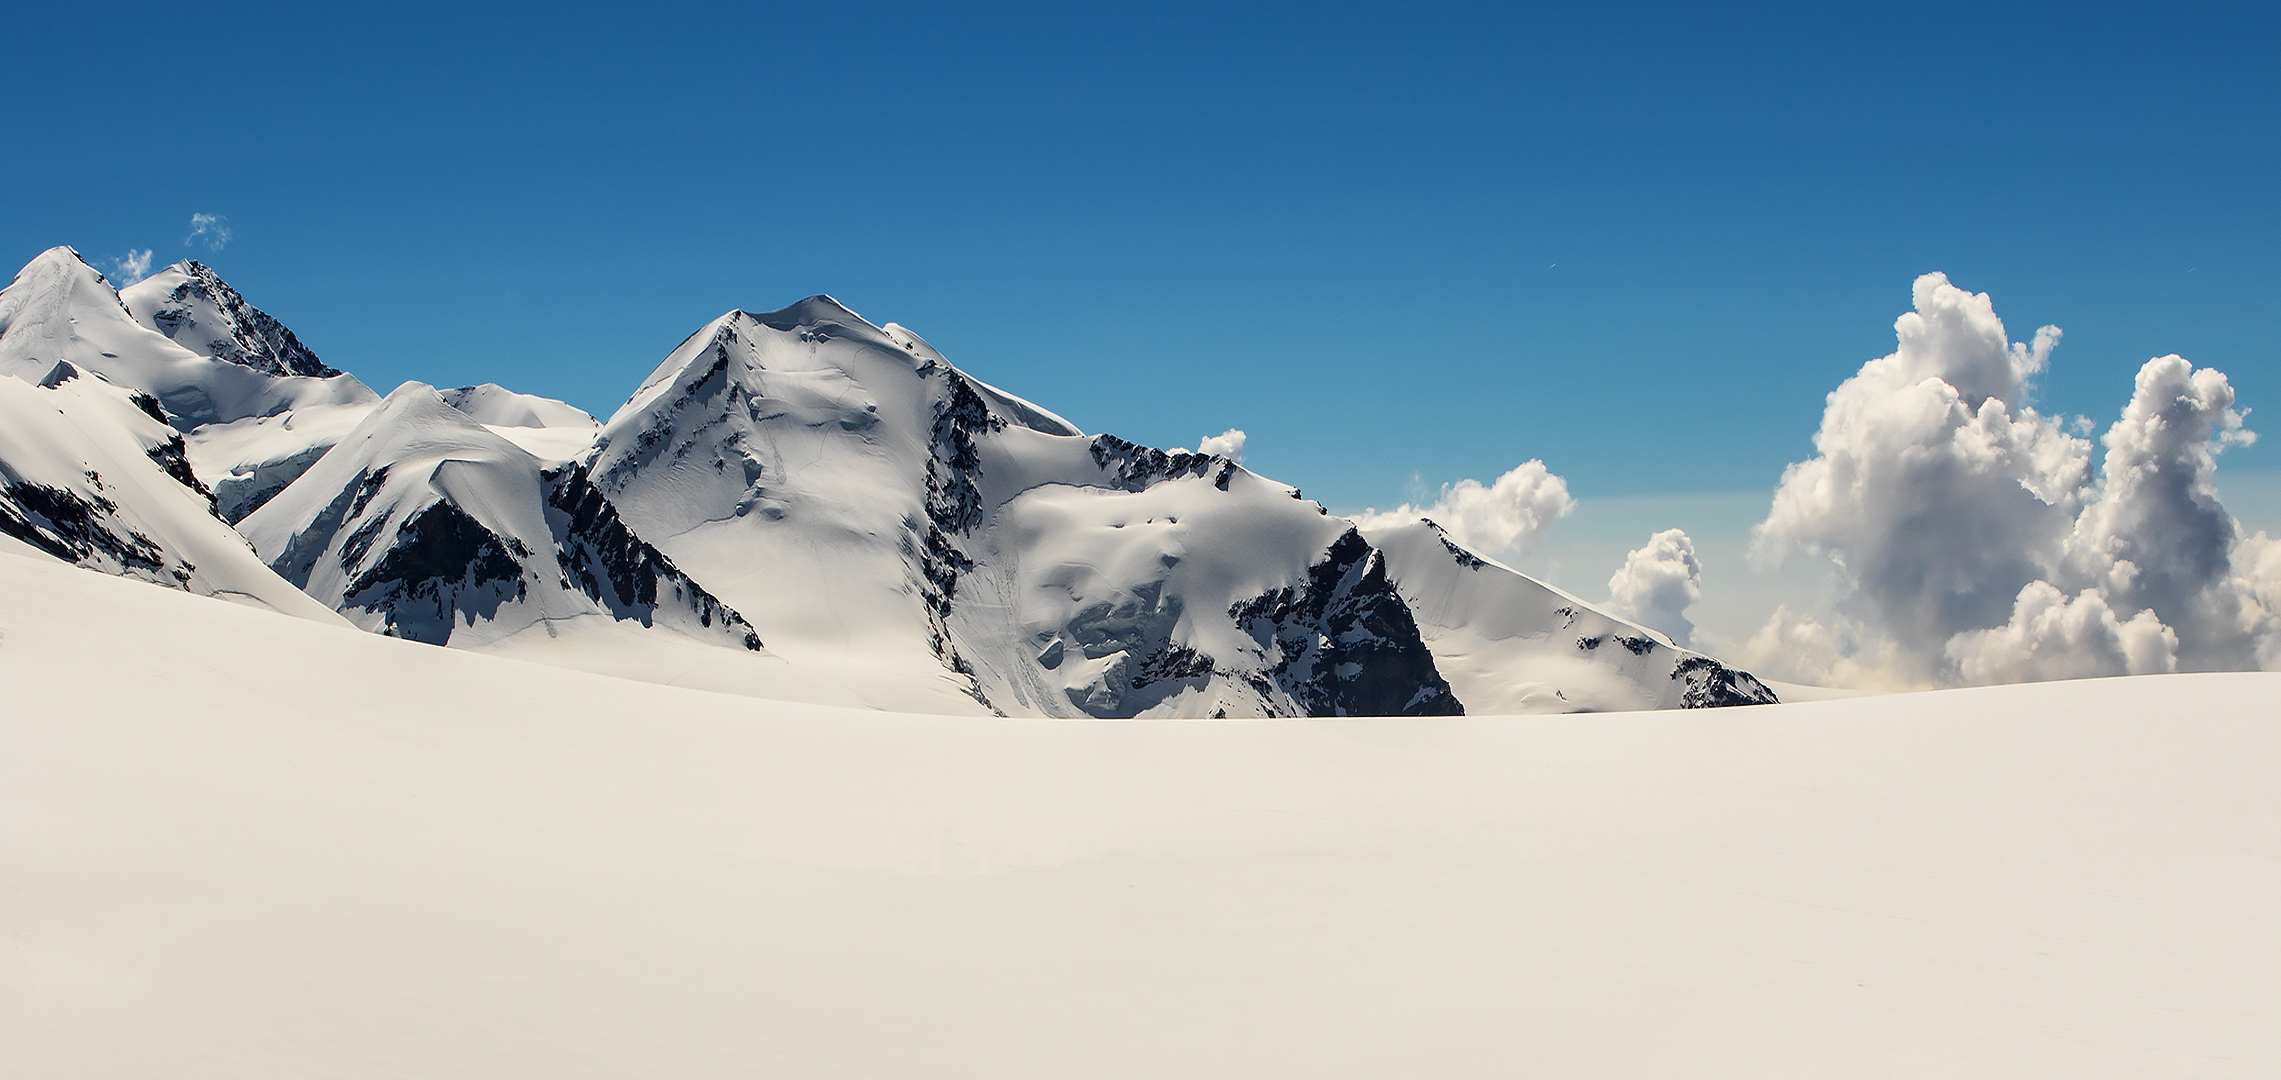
<box><xmin>186</xmin><ymin>213</ymin><xmax>232</xmax><ymax>251</ymax></box>
<box><xmin>109</xmin><ymin>248</ymin><xmax>153</xmax><ymax>284</ymax></box>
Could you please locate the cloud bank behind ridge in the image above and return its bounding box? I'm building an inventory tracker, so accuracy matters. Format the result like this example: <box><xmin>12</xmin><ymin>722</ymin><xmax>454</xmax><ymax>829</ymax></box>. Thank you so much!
<box><xmin>1354</xmin><ymin>461</ymin><xmax>1576</xmax><ymax>560</ymax></box>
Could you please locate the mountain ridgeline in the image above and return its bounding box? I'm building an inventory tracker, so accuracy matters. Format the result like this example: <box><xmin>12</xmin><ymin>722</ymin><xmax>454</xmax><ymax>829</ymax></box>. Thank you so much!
<box><xmin>0</xmin><ymin>246</ymin><xmax>1775</xmax><ymax>716</ymax></box>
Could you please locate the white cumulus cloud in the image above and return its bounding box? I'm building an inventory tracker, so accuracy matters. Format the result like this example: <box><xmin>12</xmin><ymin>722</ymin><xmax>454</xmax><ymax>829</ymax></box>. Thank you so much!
<box><xmin>1945</xmin><ymin>582</ymin><xmax>2177</xmax><ymax>685</ymax></box>
<box><xmin>1604</xmin><ymin>528</ymin><xmax>1702</xmax><ymax>645</ymax></box>
<box><xmin>1196</xmin><ymin>428</ymin><xmax>1246</xmax><ymax>463</ymax></box>
<box><xmin>108</xmin><ymin>249</ymin><xmax>153</xmax><ymax>284</ymax></box>
<box><xmin>1735</xmin><ymin>607</ymin><xmax>1913</xmax><ymax>691</ymax></box>
<box><xmin>2063</xmin><ymin>355</ymin><xmax>2262</xmax><ymax>667</ymax></box>
<box><xmin>1353</xmin><ymin>461</ymin><xmax>1574</xmax><ymax>559</ymax></box>
<box><xmin>1750</xmin><ymin>272</ymin><xmax>2089</xmax><ymax>685</ymax></box>
<box><xmin>1746</xmin><ymin>271</ymin><xmax>2281</xmax><ymax>689</ymax></box>
<box><xmin>186</xmin><ymin>213</ymin><xmax>231</xmax><ymax>251</ymax></box>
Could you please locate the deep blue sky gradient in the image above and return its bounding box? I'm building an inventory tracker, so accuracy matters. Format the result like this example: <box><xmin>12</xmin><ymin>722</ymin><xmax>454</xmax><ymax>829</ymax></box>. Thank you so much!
<box><xmin>8</xmin><ymin>0</ymin><xmax>2276</xmax><ymax>508</ymax></box>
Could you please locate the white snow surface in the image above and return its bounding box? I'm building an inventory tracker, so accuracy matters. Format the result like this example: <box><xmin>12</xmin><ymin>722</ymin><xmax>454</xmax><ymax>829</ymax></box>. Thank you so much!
<box><xmin>2</xmin><ymin>546</ymin><xmax>2276</xmax><ymax>1078</ymax></box>
<box><xmin>438</xmin><ymin>382</ymin><xmax>600</xmax><ymax>430</ymax></box>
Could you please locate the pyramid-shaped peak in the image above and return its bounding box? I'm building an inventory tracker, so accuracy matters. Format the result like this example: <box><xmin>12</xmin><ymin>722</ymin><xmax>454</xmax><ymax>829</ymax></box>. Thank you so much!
<box><xmin>21</xmin><ymin>245</ymin><xmax>98</xmax><ymax>274</ymax></box>
<box><xmin>0</xmin><ymin>247</ymin><xmax>144</xmax><ymax>373</ymax></box>
<box><xmin>6</xmin><ymin>245</ymin><xmax>122</xmax><ymax>296</ymax></box>
<box><xmin>118</xmin><ymin>258</ymin><xmax>337</xmax><ymax>378</ymax></box>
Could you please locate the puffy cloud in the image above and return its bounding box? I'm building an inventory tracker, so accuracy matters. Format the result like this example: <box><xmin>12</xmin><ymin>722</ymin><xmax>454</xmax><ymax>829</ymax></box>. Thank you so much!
<box><xmin>1605</xmin><ymin>528</ymin><xmax>1702</xmax><ymax>645</ymax></box>
<box><xmin>1733</xmin><ymin>607</ymin><xmax>1919</xmax><ymax>691</ymax></box>
<box><xmin>1354</xmin><ymin>460</ymin><xmax>1574</xmax><ymax>558</ymax></box>
<box><xmin>2065</xmin><ymin>356</ymin><xmax>2261</xmax><ymax>667</ymax></box>
<box><xmin>2238</xmin><ymin>532</ymin><xmax>2281</xmax><ymax>670</ymax></box>
<box><xmin>1749</xmin><ymin>272</ymin><xmax>2280</xmax><ymax>687</ymax></box>
<box><xmin>186</xmin><ymin>213</ymin><xmax>231</xmax><ymax>251</ymax></box>
<box><xmin>1945</xmin><ymin>582</ymin><xmax>2176</xmax><ymax>685</ymax></box>
<box><xmin>1196</xmin><ymin>428</ymin><xmax>1246</xmax><ymax>463</ymax></box>
<box><xmin>1886</xmin><ymin>271</ymin><xmax>2061</xmax><ymax>404</ymax></box>
<box><xmin>1751</xmin><ymin>272</ymin><xmax>2089</xmax><ymax>683</ymax></box>
<box><xmin>108</xmin><ymin>249</ymin><xmax>153</xmax><ymax>284</ymax></box>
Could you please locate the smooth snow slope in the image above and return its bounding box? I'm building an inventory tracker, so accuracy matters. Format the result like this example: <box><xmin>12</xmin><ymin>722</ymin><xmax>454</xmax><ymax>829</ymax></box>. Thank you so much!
<box><xmin>3</xmin><ymin>549</ymin><xmax>2275</xmax><ymax>1079</ymax></box>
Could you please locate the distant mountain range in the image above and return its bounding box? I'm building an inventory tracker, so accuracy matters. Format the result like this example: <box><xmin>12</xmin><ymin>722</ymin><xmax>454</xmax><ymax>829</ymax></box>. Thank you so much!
<box><xmin>0</xmin><ymin>246</ymin><xmax>1774</xmax><ymax>715</ymax></box>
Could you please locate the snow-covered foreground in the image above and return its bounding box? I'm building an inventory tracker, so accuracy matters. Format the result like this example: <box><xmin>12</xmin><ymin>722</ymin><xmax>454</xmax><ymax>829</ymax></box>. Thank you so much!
<box><xmin>4</xmin><ymin>548</ymin><xmax>2277</xmax><ymax>1078</ymax></box>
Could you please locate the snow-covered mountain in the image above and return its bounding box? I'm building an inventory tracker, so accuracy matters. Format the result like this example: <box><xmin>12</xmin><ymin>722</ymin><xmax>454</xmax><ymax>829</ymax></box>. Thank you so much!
<box><xmin>0</xmin><ymin>245</ymin><xmax>1774</xmax><ymax>715</ymax></box>
<box><xmin>188</xmin><ymin>383</ymin><xmax>598</xmax><ymax>524</ymax></box>
<box><xmin>0</xmin><ymin>247</ymin><xmax>380</xmax><ymax>524</ymax></box>
<box><xmin>0</xmin><ymin>248</ymin><xmax>374</xmax><ymax>429</ymax></box>
<box><xmin>586</xmin><ymin>300</ymin><xmax>1462</xmax><ymax>717</ymax></box>
<box><xmin>238</xmin><ymin>382</ymin><xmax>758</xmax><ymax>652</ymax></box>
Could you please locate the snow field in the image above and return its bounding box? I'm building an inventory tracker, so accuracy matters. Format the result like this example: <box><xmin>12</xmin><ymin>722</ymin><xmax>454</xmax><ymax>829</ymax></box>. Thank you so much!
<box><xmin>3</xmin><ymin>549</ymin><xmax>2276</xmax><ymax>1078</ymax></box>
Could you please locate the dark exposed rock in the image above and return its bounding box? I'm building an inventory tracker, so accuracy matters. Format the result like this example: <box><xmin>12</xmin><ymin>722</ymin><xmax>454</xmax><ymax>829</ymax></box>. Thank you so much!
<box><xmin>547</xmin><ymin>462</ymin><xmax>761</xmax><ymax>650</ymax></box>
<box><xmin>341</xmin><ymin>501</ymin><xmax>525</xmax><ymax>644</ymax></box>
<box><xmin>918</xmin><ymin>373</ymin><xmax>1003</xmax><ymax>699</ymax></box>
<box><xmin>1422</xmin><ymin>519</ymin><xmax>1487</xmax><ymax>569</ymax></box>
<box><xmin>1230</xmin><ymin>528</ymin><xmax>1464</xmax><ymax>717</ymax></box>
<box><xmin>1088</xmin><ymin>434</ymin><xmax>1221</xmax><ymax>492</ymax></box>
<box><xmin>0</xmin><ymin>479</ymin><xmax>166</xmax><ymax>571</ymax></box>
<box><xmin>127</xmin><ymin>391</ymin><xmax>168</xmax><ymax>424</ymax></box>
<box><xmin>1613</xmin><ymin>634</ymin><xmax>1657</xmax><ymax>655</ymax></box>
<box><xmin>145</xmin><ymin>434</ymin><xmax>217</xmax><ymax>515</ymax></box>
<box><xmin>1670</xmin><ymin>656</ymin><xmax>1780</xmax><ymax>708</ymax></box>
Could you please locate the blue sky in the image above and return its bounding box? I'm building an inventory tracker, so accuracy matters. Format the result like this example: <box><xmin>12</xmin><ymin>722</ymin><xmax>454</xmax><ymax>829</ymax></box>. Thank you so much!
<box><xmin>7</xmin><ymin>0</ymin><xmax>2276</xmax><ymax>514</ymax></box>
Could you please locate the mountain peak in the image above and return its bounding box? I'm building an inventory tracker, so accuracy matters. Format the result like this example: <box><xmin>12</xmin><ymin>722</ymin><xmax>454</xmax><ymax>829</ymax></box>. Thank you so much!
<box><xmin>4</xmin><ymin>245</ymin><xmax>127</xmax><ymax>309</ymax></box>
<box><xmin>119</xmin><ymin>260</ymin><xmax>338</xmax><ymax>379</ymax></box>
